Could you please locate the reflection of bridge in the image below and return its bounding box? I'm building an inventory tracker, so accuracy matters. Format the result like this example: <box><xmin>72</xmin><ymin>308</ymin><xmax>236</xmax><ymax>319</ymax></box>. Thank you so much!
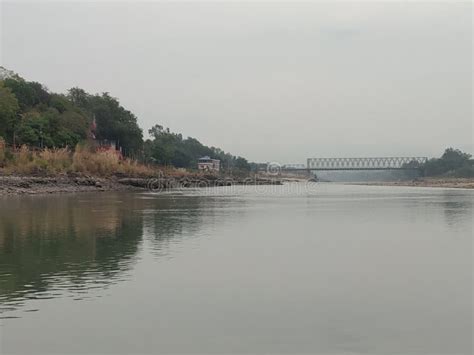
<box><xmin>283</xmin><ymin>157</ymin><xmax>428</xmax><ymax>171</ymax></box>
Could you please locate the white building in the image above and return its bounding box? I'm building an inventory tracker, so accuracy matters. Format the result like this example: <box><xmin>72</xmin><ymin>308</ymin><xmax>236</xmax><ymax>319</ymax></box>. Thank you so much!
<box><xmin>198</xmin><ymin>156</ymin><xmax>220</xmax><ymax>172</ymax></box>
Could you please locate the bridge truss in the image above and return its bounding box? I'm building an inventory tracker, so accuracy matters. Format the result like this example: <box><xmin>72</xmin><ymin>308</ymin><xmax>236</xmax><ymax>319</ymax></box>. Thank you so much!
<box><xmin>304</xmin><ymin>157</ymin><xmax>428</xmax><ymax>170</ymax></box>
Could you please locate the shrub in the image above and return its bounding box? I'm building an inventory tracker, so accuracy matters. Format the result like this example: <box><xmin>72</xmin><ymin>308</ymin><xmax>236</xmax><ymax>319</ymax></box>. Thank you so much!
<box><xmin>452</xmin><ymin>164</ymin><xmax>474</xmax><ymax>178</ymax></box>
<box><xmin>73</xmin><ymin>145</ymin><xmax>119</xmax><ymax>176</ymax></box>
<box><xmin>38</xmin><ymin>148</ymin><xmax>72</xmax><ymax>174</ymax></box>
<box><xmin>422</xmin><ymin>148</ymin><xmax>472</xmax><ymax>177</ymax></box>
<box><xmin>0</xmin><ymin>138</ymin><xmax>5</xmax><ymax>165</ymax></box>
<box><xmin>72</xmin><ymin>144</ymin><xmax>155</xmax><ymax>177</ymax></box>
<box><xmin>0</xmin><ymin>143</ymin><xmax>161</xmax><ymax>177</ymax></box>
<box><xmin>119</xmin><ymin>158</ymin><xmax>155</xmax><ymax>177</ymax></box>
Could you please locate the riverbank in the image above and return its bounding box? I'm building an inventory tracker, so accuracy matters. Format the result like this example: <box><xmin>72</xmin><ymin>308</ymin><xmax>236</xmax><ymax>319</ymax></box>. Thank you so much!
<box><xmin>352</xmin><ymin>178</ymin><xmax>474</xmax><ymax>189</ymax></box>
<box><xmin>0</xmin><ymin>174</ymin><xmax>282</xmax><ymax>195</ymax></box>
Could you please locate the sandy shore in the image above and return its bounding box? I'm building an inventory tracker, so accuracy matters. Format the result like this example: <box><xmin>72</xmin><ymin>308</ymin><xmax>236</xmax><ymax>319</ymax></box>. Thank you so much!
<box><xmin>352</xmin><ymin>178</ymin><xmax>474</xmax><ymax>189</ymax></box>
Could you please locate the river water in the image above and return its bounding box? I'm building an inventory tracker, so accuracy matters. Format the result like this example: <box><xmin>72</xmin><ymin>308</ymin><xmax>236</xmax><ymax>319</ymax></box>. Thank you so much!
<box><xmin>0</xmin><ymin>183</ymin><xmax>472</xmax><ymax>354</ymax></box>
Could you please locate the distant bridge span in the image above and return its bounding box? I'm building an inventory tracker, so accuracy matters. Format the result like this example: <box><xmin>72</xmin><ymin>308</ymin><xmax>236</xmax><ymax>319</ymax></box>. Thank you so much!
<box><xmin>283</xmin><ymin>157</ymin><xmax>428</xmax><ymax>171</ymax></box>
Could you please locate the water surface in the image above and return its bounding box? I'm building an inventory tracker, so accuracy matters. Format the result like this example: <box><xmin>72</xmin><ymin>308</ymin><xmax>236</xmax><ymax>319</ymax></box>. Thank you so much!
<box><xmin>0</xmin><ymin>184</ymin><xmax>472</xmax><ymax>354</ymax></box>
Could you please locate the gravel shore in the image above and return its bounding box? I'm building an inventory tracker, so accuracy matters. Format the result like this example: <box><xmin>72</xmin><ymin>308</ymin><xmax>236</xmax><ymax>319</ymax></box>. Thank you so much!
<box><xmin>0</xmin><ymin>175</ymin><xmax>282</xmax><ymax>195</ymax></box>
<box><xmin>0</xmin><ymin>175</ymin><xmax>142</xmax><ymax>195</ymax></box>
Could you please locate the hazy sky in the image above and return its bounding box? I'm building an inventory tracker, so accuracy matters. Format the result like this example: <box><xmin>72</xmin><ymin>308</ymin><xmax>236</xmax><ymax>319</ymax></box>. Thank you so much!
<box><xmin>1</xmin><ymin>1</ymin><xmax>472</xmax><ymax>163</ymax></box>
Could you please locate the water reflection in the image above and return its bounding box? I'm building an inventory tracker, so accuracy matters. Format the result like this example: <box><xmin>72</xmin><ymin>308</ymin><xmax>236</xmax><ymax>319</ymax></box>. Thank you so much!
<box><xmin>0</xmin><ymin>191</ymin><xmax>242</xmax><ymax>318</ymax></box>
<box><xmin>141</xmin><ymin>193</ymin><xmax>245</xmax><ymax>257</ymax></box>
<box><xmin>439</xmin><ymin>191</ymin><xmax>473</xmax><ymax>228</ymax></box>
<box><xmin>0</xmin><ymin>186</ymin><xmax>472</xmax><ymax>354</ymax></box>
<box><xmin>0</xmin><ymin>193</ymin><xmax>144</xmax><ymax>315</ymax></box>
<box><xmin>0</xmin><ymin>187</ymin><xmax>471</xmax><ymax>316</ymax></box>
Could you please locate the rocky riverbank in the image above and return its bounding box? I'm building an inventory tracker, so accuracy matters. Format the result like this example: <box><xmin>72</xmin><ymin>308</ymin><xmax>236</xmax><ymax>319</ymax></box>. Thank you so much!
<box><xmin>353</xmin><ymin>178</ymin><xmax>474</xmax><ymax>189</ymax></box>
<box><xmin>0</xmin><ymin>174</ymin><xmax>282</xmax><ymax>195</ymax></box>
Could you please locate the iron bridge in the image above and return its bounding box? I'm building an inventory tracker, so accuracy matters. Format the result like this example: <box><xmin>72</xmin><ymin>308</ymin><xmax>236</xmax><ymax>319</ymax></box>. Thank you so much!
<box><xmin>284</xmin><ymin>157</ymin><xmax>428</xmax><ymax>171</ymax></box>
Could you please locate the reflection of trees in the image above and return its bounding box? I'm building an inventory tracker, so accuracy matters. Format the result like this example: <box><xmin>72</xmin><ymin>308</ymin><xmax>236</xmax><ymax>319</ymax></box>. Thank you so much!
<box><xmin>142</xmin><ymin>195</ymin><xmax>236</xmax><ymax>254</ymax></box>
<box><xmin>0</xmin><ymin>193</ymin><xmax>144</xmax><ymax>308</ymax></box>
<box><xmin>440</xmin><ymin>191</ymin><xmax>473</xmax><ymax>229</ymax></box>
<box><xmin>0</xmin><ymin>192</ymin><xmax>241</xmax><ymax>316</ymax></box>
<box><xmin>397</xmin><ymin>190</ymin><xmax>473</xmax><ymax>231</ymax></box>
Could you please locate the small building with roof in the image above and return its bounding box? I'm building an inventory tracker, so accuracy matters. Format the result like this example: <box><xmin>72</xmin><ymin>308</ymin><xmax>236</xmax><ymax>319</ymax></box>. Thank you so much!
<box><xmin>198</xmin><ymin>156</ymin><xmax>220</xmax><ymax>172</ymax></box>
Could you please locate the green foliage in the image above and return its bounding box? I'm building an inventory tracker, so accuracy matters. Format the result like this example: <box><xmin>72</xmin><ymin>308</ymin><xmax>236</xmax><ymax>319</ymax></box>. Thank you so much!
<box><xmin>13</xmin><ymin>109</ymin><xmax>85</xmax><ymax>148</ymax></box>
<box><xmin>50</xmin><ymin>94</ymin><xmax>69</xmax><ymax>113</ymax></box>
<box><xmin>0</xmin><ymin>83</ymin><xmax>20</xmax><ymax>141</ymax></box>
<box><xmin>145</xmin><ymin>124</ymin><xmax>250</xmax><ymax>172</ymax></box>
<box><xmin>235</xmin><ymin>157</ymin><xmax>250</xmax><ymax>171</ymax></box>
<box><xmin>3</xmin><ymin>78</ymin><xmax>50</xmax><ymax>109</ymax></box>
<box><xmin>0</xmin><ymin>79</ymin><xmax>91</xmax><ymax>148</ymax></box>
<box><xmin>453</xmin><ymin>164</ymin><xmax>474</xmax><ymax>178</ymax></box>
<box><xmin>1</xmin><ymin>75</ymin><xmax>248</xmax><ymax>169</ymax></box>
<box><xmin>67</xmin><ymin>89</ymin><xmax>143</xmax><ymax>156</ymax></box>
<box><xmin>57</xmin><ymin>110</ymin><xmax>88</xmax><ymax>143</ymax></box>
<box><xmin>422</xmin><ymin>148</ymin><xmax>473</xmax><ymax>177</ymax></box>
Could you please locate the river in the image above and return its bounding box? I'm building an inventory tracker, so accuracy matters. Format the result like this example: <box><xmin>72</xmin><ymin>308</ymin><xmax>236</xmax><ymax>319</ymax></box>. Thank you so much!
<box><xmin>0</xmin><ymin>183</ymin><xmax>472</xmax><ymax>354</ymax></box>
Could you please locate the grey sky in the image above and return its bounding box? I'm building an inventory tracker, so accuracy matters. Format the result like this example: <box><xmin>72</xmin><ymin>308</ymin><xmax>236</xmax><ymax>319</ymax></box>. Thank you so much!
<box><xmin>1</xmin><ymin>1</ymin><xmax>472</xmax><ymax>163</ymax></box>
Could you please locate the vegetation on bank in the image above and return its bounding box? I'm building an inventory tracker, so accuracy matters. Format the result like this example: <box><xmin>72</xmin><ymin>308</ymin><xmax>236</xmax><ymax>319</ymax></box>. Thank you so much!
<box><xmin>419</xmin><ymin>148</ymin><xmax>473</xmax><ymax>178</ymax></box>
<box><xmin>0</xmin><ymin>68</ymin><xmax>472</xmax><ymax>179</ymax></box>
<box><xmin>0</xmin><ymin>143</ymin><xmax>158</xmax><ymax>177</ymax></box>
<box><xmin>0</xmin><ymin>67</ymin><xmax>251</xmax><ymax>173</ymax></box>
<box><xmin>144</xmin><ymin>124</ymin><xmax>250</xmax><ymax>171</ymax></box>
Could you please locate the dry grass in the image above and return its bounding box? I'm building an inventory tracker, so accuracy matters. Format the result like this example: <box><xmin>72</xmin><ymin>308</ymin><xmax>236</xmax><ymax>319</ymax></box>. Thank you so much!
<box><xmin>0</xmin><ymin>144</ymin><xmax>162</xmax><ymax>177</ymax></box>
<box><xmin>119</xmin><ymin>158</ymin><xmax>157</xmax><ymax>177</ymax></box>
<box><xmin>72</xmin><ymin>145</ymin><xmax>157</xmax><ymax>177</ymax></box>
<box><xmin>1</xmin><ymin>145</ymin><xmax>72</xmax><ymax>175</ymax></box>
<box><xmin>72</xmin><ymin>145</ymin><xmax>119</xmax><ymax>176</ymax></box>
<box><xmin>39</xmin><ymin>148</ymin><xmax>72</xmax><ymax>174</ymax></box>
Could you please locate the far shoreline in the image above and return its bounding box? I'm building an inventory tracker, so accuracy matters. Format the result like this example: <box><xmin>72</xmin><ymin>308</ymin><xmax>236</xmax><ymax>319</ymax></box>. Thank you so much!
<box><xmin>347</xmin><ymin>178</ymin><xmax>474</xmax><ymax>189</ymax></box>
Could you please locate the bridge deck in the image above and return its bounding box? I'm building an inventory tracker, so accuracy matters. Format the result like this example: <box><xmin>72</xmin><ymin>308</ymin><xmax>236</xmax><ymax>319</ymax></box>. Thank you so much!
<box><xmin>302</xmin><ymin>156</ymin><xmax>428</xmax><ymax>171</ymax></box>
<box><xmin>283</xmin><ymin>167</ymin><xmax>421</xmax><ymax>171</ymax></box>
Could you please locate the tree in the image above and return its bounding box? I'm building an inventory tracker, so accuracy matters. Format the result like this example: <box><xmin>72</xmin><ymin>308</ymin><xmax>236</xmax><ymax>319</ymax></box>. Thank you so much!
<box><xmin>441</xmin><ymin>148</ymin><xmax>471</xmax><ymax>170</ymax></box>
<box><xmin>3</xmin><ymin>79</ymin><xmax>50</xmax><ymax>109</ymax></box>
<box><xmin>15</xmin><ymin>111</ymin><xmax>56</xmax><ymax>147</ymax></box>
<box><xmin>1</xmin><ymin>75</ymin><xmax>251</xmax><ymax>171</ymax></box>
<box><xmin>50</xmin><ymin>94</ymin><xmax>70</xmax><ymax>113</ymax></box>
<box><xmin>422</xmin><ymin>148</ymin><xmax>473</xmax><ymax>177</ymax></box>
<box><xmin>68</xmin><ymin>90</ymin><xmax>143</xmax><ymax>156</ymax></box>
<box><xmin>68</xmin><ymin>87</ymin><xmax>89</xmax><ymax>108</ymax></box>
<box><xmin>145</xmin><ymin>125</ymin><xmax>251</xmax><ymax>172</ymax></box>
<box><xmin>234</xmin><ymin>157</ymin><xmax>250</xmax><ymax>172</ymax></box>
<box><xmin>0</xmin><ymin>83</ymin><xmax>20</xmax><ymax>142</ymax></box>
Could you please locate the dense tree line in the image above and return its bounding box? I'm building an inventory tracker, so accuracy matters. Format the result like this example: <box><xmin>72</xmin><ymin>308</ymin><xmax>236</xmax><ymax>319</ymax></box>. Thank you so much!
<box><xmin>144</xmin><ymin>124</ymin><xmax>250</xmax><ymax>172</ymax></box>
<box><xmin>421</xmin><ymin>148</ymin><xmax>473</xmax><ymax>178</ymax></box>
<box><xmin>0</xmin><ymin>72</ymin><xmax>250</xmax><ymax>172</ymax></box>
<box><xmin>67</xmin><ymin>88</ymin><xmax>143</xmax><ymax>156</ymax></box>
<box><xmin>0</xmin><ymin>79</ymin><xmax>90</xmax><ymax>149</ymax></box>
